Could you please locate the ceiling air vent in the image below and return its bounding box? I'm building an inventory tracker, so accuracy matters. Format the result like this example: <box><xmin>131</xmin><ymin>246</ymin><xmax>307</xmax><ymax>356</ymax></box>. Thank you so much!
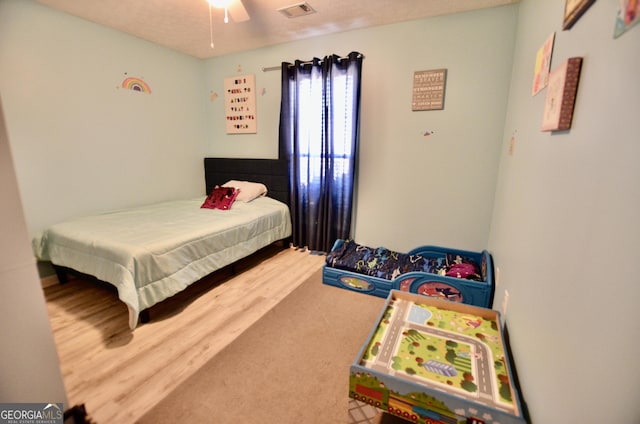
<box><xmin>278</xmin><ymin>2</ymin><xmax>316</xmax><ymax>18</ymax></box>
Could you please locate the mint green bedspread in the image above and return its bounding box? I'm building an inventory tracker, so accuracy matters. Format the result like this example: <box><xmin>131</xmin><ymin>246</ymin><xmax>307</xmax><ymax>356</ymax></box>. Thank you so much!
<box><xmin>34</xmin><ymin>196</ymin><xmax>292</xmax><ymax>329</ymax></box>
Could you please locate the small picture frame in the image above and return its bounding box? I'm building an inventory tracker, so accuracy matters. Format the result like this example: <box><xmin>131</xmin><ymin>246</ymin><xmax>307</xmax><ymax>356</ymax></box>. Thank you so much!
<box><xmin>223</xmin><ymin>74</ymin><xmax>257</xmax><ymax>134</ymax></box>
<box><xmin>531</xmin><ymin>32</ymin><xmax>555</xmax><ymax>96</ymax></box>
<box><xmin>411</xmin><ymin>69</ymin><xmax>447</xmax><ymax>111</ymax></box>
<box><xmin>563</xmin><ymin>0</ymin><xmax>596</xmax><ymax>30</ymax></box>
<box><xmin>614</xmin><ymin>0</ymin><xmax>640</xmax><ymax>38</ymax></box>
<box><xmin>541</xmin><ymin>57</ymin><xmax>583</xmax><ymax>132</ymax></box>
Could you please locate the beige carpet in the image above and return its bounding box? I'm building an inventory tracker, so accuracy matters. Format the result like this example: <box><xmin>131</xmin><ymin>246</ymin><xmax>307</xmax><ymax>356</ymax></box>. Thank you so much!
<box><xmin>138</xmin><ymin>269</ymin><xmax>403</xmax><ymax>424</ymax></box>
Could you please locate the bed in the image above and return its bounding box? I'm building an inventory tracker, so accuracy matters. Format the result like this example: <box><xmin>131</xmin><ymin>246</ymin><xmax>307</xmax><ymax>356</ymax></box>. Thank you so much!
<box><xmin>34</xmin><ymin>158</ymin><xmax>292</xmax><ymax>329</ymax></box>
<box><xmin>322</xmin><ymin>239</ymin><xmax>494</xmax><ymax>307</ymax></box>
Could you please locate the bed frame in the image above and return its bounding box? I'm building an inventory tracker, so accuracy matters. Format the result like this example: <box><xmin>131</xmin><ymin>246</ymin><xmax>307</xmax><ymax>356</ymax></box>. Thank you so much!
<box><xmin>55</xmin><ymin>157</ymin><xmax>291</xmax><ymax>324</ymax></box>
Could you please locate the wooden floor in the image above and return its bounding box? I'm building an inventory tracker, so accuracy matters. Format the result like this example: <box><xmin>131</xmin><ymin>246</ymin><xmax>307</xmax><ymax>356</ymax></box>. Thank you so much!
<box><xmin>43</xmin><ymin>244</ymin><xmax>326</xmax><ymax>423</ymax></box>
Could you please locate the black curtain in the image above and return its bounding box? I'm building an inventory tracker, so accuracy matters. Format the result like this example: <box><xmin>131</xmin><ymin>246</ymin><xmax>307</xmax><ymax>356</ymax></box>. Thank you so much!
<box><xmin>279</xmin><ymin>51</ymin><xmax>363</xmax><ymax>253</ymax></box>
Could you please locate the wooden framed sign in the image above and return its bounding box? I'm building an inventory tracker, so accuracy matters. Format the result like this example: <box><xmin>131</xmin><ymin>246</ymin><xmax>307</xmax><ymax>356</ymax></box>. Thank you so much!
<box><xmin>563</xmin><ymin>0</ymin><xmax>596</xmax><ymax>30</ymax></box>
<box><xmin>224</xmin><ymin>74</ymin><xmax>257</xmax><ymax>134</ymax></box>
<box><xmin>541</xmin><ymin>57</ymin><xmax>583</xmax><ymax>132</ymax></box>
<box><xmin>412</xmin><ymin>69</ymin><xmax>447</xmax><ymax>111</ymax></box>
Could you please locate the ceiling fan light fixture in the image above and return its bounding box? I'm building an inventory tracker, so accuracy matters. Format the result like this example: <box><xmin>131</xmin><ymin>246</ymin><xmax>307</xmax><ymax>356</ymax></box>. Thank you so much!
<box><xmin>207</xmin><ymin>0</ymin><xmax>248</xmax><ymax>49</ymax></box>
<box><xmin>207</xmin><ymin>0</ymin><xmax>233</xmax><ymax>9</ymax></box>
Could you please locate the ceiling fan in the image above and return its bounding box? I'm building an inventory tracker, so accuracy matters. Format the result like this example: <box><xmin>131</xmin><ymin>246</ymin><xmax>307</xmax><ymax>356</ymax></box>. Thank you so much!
<box><xmin>206</xmin><ymin>0</ymin><xmax>249</xmax><ymax>49</ymax></box>
<box><xmin>207</xmin><ymin>0</ymin><xmax>250</xmax><ymax>23</ymax></box>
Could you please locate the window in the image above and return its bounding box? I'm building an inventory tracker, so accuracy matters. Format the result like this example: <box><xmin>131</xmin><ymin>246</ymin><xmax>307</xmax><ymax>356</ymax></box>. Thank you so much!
<box><xmin>279</xmin><ymin>52</ymin><xmax>363</xmax><ymax>252</ymax></box>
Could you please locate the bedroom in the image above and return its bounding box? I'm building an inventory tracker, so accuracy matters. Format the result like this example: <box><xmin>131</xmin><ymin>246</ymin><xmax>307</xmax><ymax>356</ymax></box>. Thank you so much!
<box><xmin>1</xmin><ymin>0</ymin><xmax>639</xmax><ymax>423</ymax></box>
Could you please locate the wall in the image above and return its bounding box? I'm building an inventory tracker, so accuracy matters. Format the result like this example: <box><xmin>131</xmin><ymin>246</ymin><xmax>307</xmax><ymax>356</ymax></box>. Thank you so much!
<box><xmin>0</xmin><ymin>0</ymin><xmax>208</xmax><ymax>238</ymax></box>
<box><xmin>204</xmin><ymin>6</ymin><xmax>518</xmax><ymax>253</ymax></box>
<box><xmin>0</xmin><ymin>97</ymin><xmax>68</xmax><ymax>406</ymax></box>
<box><xmin>489</xmin><ymin>0</ymin><xmax>640</xmax><ymax>422</ymax></box>
<box><xmin>0</xmin><ymin>2</ymin><xmax>516</xmax><ymax>254</ymax></box>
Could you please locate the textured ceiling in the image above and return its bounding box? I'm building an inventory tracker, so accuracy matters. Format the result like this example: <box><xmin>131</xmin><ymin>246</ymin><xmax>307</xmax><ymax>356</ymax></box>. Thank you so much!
<box><xmin>36</xmin><ymin>0</ymin><xmax>519</xmax><ymax>59</ymax></box>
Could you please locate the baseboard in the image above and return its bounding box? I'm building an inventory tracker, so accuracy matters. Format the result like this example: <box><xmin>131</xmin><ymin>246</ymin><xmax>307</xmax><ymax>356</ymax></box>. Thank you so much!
<box><xmin>41</xmin><ymin>274</ymin><xmax>59</xmax><ymax>288</ymax></box>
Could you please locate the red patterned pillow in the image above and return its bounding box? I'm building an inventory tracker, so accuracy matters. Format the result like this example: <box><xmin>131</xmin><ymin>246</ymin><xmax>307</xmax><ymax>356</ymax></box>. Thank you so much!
<box><xmin>201</xmin><ymin>186</ymin><xmax>240</xmax><ymax>210</ymax></box>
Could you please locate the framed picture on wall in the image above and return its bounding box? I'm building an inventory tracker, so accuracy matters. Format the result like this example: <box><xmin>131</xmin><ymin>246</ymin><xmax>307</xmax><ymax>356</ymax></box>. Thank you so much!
<box><xmin>541</xmin><ymin>57</ymin><xmax>583</xmax><ymax>132</ymax></box>
<box><xmin>531</xmin><ymin>32</ymin><xmax>555</xmax><ymax>96</ymax></box>
<box><xmin>563</xmin><ymin>0</ymin><xmax>596</xmax><ymax>30</ymax></box>
<box><xmin>224</xmin><ymin>74</ymin><xmax>257</xmax><ymax>134</ymax></box>
<box><xmin>614</xmin><ymin>0</ymin><xmax>640</xmax><ymax>38</ymax></box>
<box><xmin>411</xmin><ymin>69</ymin><xmax>447</xmax><ymax>111</ymax></box>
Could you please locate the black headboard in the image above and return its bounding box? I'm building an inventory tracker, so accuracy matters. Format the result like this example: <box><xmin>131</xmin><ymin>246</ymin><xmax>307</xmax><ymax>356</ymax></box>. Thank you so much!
<box><xmin>204</xmin><ymin>158</ymin><xmax>289</xmax><ymax>206</ymax></box>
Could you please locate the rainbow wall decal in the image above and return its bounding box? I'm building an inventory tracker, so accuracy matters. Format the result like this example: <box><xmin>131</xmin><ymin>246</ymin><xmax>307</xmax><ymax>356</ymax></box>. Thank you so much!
<box><xmin>121</xmin><ymin>77</ymin><xmax>152</xmax><ymax>94</ymax></box>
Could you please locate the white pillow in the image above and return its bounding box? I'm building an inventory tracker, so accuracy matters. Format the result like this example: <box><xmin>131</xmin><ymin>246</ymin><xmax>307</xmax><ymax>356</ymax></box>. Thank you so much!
<box><xmin>223</xmin><ymin>180</ymin><xmax>268</xmax><ymax>202</ymax></box>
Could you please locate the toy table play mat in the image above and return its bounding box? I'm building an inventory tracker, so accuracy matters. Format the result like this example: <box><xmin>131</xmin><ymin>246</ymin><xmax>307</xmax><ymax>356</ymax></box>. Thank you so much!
<box><xmin>350</xmin><ymin>291</ymin><xmax>526</xmax><ymax>424</ymax></box>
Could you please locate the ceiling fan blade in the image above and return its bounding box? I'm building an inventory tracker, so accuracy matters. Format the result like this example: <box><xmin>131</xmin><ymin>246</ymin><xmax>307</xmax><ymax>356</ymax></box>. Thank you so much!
<box><xmin>227</xmin><ymin>0</ymin><xmax>250</xmax><ymax>22</ymax></box>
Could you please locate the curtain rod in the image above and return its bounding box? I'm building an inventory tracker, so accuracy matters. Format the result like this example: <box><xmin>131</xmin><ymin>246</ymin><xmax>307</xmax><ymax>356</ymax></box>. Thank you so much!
<box><xmin>261</xmin><ymin>53</ymin><xmax>364</xmax><ymax>72</ymax></box>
